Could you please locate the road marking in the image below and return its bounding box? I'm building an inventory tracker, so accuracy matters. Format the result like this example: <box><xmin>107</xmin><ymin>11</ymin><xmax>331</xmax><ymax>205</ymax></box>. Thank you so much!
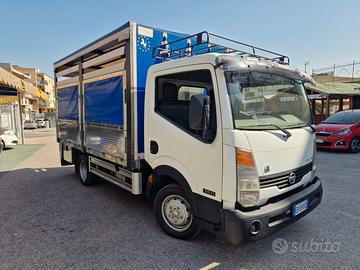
<box><xmin>199</xmin><ymin>262</ymin><xmax>220</xmax><ymax>270</ymax></box>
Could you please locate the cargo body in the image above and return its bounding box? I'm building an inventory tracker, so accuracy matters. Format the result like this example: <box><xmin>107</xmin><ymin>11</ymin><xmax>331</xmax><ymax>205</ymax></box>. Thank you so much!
<box><xmin>55</xmin><ymin>22</ymin><xmax>322</xmax><ymax>244</ymax></box>
<box><xmin>56</xmin><ymin>22</ymin><xmax>186</xmax><ymax>172</ymax></box>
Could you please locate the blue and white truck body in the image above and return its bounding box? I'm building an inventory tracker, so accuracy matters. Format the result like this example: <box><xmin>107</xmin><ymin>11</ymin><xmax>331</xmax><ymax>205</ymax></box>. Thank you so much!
<box><xmin>55</xmin><ymin>21</ymin><xmax>322</xmax><ymax>244</ymax></box>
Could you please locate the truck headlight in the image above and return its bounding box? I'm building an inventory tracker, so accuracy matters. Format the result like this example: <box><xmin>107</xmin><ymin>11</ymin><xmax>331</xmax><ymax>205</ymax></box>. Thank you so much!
<box><xmin>236</xmin><ymin>149</ymin><xmax>259</xmax><ymax>207</ymax></box>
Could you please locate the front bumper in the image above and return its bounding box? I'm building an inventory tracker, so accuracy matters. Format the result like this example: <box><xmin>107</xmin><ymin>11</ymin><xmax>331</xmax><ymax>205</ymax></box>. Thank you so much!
<box><xmin>316</xmin><ymin>135</ymin><xmax>352</xmax><ymax>150</ymax></box>
<box><xmin>219</xmin><ymin>177</ymin><xmax>322</xmax><ymax>245</ymax></box>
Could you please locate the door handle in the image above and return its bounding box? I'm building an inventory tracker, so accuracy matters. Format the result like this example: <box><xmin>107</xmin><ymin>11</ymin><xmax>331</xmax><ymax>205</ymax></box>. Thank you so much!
<box><xmin>150</xmin><ymin>140</ymin><xmax>159</xmax><ymax>154</ymax></box>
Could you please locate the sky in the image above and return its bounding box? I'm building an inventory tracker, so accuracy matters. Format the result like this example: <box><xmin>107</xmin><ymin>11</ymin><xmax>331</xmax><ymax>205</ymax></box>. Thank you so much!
<box><xmin>0</xmin><ymin>0</ymin><xmax>359</xmax><ymax>76</ymax></box>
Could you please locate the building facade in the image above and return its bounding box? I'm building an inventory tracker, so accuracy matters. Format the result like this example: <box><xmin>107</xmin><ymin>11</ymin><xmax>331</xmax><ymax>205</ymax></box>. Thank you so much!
<box><xmin>37</xmin><ymin>72</ymin><xmax>56</xmax><ymax>112</ymax></box>
<box><xmin>0</xmin><ymin>63</ymin><xmax>54</xmax><ymax>119</ymax></box>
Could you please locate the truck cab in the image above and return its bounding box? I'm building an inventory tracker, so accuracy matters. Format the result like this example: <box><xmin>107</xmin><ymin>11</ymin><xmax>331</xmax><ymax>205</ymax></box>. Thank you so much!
<box><xmin>144</xmin><ymin>51</ymin><xmax>322</xmax><ymax>244</ymax></box>
<box><xmin>55</xmin><ymin>23</ymin><xmax>322</xmax><ymax>244</ymax></box>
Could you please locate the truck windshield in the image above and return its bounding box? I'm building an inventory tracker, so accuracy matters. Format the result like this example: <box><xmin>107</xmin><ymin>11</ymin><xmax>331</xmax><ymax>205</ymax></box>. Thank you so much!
<box><xmin>225</xmin><ymin>71</ymin><xmax>311</xmax><ymax>130</ymax></box>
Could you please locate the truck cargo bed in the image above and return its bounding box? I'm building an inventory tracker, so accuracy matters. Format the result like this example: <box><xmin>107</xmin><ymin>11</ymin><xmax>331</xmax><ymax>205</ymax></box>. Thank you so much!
<box><xmin>55</xmin><ymin>21</ymin><xmax>187</xmax><ymax>170</ymax></box>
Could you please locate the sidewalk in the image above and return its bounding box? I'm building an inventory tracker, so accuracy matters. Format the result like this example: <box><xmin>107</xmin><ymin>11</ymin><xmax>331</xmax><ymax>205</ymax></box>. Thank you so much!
<box><xmin>0</xmin><ymin>128</ymin><xmax>60</xmax><ymax>176</ymax></box>
<box><xmin>16</xmin><ymin>128</ymin><xmax>60</xmax><ymax>170</ymax></box>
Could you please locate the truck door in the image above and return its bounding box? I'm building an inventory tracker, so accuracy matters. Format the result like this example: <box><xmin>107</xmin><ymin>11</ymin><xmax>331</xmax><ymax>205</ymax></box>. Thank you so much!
<box><xmin>146</xmin><ymin>65</ymin><xmax>223</xmax><ymax>202</ymax></box>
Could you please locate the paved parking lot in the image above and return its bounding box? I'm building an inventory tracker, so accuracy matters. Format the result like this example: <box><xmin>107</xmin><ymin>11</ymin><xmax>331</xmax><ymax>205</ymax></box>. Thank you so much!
<box><xmin>0</xmin><ymin>129</ymin><xmax>359</xmax><ymax>270</ymax></box>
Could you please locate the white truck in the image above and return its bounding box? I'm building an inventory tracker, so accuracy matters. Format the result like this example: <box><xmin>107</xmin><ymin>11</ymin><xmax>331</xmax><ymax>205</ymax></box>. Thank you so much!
<box><xmin>55</xmin><ymin>21</ymin><xmax>322</xmax><ymax>244</ymax></box>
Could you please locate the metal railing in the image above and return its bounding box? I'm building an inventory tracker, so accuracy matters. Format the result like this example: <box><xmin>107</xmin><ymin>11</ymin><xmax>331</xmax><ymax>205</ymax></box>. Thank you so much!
<box><xmin>152</xmin><ymin>31</ymin><xmax>290</xmax><ymax>65</ymax></box>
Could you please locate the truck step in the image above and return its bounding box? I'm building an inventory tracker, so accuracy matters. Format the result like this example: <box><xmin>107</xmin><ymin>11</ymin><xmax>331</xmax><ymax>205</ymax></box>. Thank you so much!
<box><xmin>88</xmin><ymin>156</ymin><xmax>142</xmax><ymax>195</ymax></box>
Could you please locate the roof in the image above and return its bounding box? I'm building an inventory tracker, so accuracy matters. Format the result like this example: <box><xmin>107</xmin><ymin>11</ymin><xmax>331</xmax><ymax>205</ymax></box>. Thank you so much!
<box><xmin>305</xmin><ymin>82</ymin><xmax>360</xmax><ymax>95</ymax></box>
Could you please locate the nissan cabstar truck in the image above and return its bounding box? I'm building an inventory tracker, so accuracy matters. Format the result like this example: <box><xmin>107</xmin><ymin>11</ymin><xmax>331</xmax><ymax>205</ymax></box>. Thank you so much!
<box><xmin>55</xmin><ymin>21</ymin><xmax>322</xmax><ymax>244</ymax></box>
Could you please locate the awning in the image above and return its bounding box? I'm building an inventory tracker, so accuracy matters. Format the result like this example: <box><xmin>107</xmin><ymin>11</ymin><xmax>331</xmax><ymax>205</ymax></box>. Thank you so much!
<box><xmin>39</xmin><ymin>90</ymin><xmax>49</xmax><ymax>101</ymax></box>
<box><xmin>23</xmin><ymin>81</ymin><xmax>49</xmax><ymax>100</ymax></box>
<box><xmin>305</xmin><ymin>82</ymin><xmax>360</xmax><ymax>95</ymax></box>
<box><xmin>0</xmin><ymin>85</ymin><xmax>17</xmax><ymax>96</ymax></box>
<box><xmin>0</xmin><ymin>67</ymin><xmax>23</xmax><ymax>91</ymax></box>
<box><xmin>0</xmin><ymin>69</ymin><xmax>19</xmax><ymax>103</ymax></box>
<box><xmin>0</xmin><ymin>95</ymin><xmax>18</xmax><ymax>104</ymax></box>
<box><xmin>0</xmin><ymin>67</ymin><xmax>49</xmax><ymax>103</ymax></box>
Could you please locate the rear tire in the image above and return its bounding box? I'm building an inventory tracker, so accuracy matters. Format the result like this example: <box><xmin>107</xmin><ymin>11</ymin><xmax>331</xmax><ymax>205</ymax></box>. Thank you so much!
<box><xmin>154</xmin><ymin>183</ymin><xmax>200</xmax><ymax>240</ymax></box>
<box><xmin>0</xmin><ymin>140</ymin><xmax>4</xmax><ymax>154</ymax></box>
<box><xmin>74</xmin><ymin>155</ymin><xmax>80</xmax><ymax>175</ymax></box>
<box><xmin>349</xmin><ymin>137</ymin><xmax>360</xmax><ymax>153</ymax></box>
<box><xmin>77</xmin><ymin>155</ymin><xmax>97</xmax><ymax>186</ymax></box>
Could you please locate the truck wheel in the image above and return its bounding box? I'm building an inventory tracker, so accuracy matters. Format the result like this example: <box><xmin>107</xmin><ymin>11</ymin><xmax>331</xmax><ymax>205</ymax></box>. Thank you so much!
<box><xmin>74</xmin><ymin>156</ymin><xmax>80</xmax><ymax>175</ymax></box>
<box><xmin>349</xmin><ymin>137</ymin><xmax>360</xmax><ymax>153</ymax></box>
<box><xmin>154</xmin><ymin>183</ymin><xmax>200</xmax><ymax>239</ymax></box>
<box><xmin>77</xmin><ymin>155</ymin><xmax>97</xmax><ymax>186</ymax></box>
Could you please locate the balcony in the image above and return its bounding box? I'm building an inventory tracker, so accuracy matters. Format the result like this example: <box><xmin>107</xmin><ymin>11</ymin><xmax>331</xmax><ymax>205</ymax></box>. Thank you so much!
<box><xmin>38</xmin><ymin>79</ymin><xmax>48</xmax><ymax>86</ymax></box>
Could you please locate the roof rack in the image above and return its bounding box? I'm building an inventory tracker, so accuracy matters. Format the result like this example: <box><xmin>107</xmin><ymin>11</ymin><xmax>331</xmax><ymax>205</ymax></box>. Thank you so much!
<box><xmin>152</xmin><ymin>31</ymin><xmax>290</xmax><ymax>65</ymax></box>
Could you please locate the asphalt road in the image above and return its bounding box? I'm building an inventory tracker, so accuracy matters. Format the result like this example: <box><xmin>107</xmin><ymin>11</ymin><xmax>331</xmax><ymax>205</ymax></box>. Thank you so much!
<box><xmin>0</xmin><ymin>129</ymin><xmax>359</xmax><ymax>270</ymax></box>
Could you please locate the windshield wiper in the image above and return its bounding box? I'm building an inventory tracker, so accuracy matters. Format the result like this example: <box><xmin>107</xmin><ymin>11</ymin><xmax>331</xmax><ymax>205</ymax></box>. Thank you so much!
<box><xmin>252</xmin><ymin>124</ymin><xmax>292</xmax><ymax>137</ymax></box>
<box><xmin>288</xmin><ymin>121</ymin><xmax>315</xmax><ymax>133</ymax></box>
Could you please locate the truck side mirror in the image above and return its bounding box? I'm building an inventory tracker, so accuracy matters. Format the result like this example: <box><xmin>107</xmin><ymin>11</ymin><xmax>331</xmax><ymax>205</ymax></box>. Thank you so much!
<box><xmin>189</xmin><ymin>94</ymin><xmax>210</xmax><ymax>139</ymax></box>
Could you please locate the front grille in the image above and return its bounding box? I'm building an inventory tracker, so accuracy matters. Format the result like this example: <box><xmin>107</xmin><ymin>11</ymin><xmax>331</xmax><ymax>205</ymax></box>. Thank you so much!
<box><xmin>316</xmin><ymin>131</ymin><xmax>332</xmax><ymax>137</ymax></box>
<box><xmin>316</xmin><ymin>141</ymin><xmax>332</xmax><ymax>146</ymax></box>
<box><xmin>259</xmin><ymin>162</ymin><xmax>313</xmax><ymax>189</ymax></box>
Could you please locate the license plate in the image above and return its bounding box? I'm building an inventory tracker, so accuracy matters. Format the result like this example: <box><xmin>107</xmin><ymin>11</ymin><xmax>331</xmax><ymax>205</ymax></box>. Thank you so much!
<box><xmin>292</xmin><ymin>199</ymin><xmax>309</xmax><ymax>217</ymax></box>
<box><xmin>316</xmin><ymin>139</ymin><xmax>324</xmax><ymax>143</ymax></box>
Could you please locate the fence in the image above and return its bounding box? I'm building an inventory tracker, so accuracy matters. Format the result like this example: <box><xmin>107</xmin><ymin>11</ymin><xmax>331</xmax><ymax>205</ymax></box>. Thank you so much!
<box><xmin>312</xmin><ymin>60</ymin><xmax>360</xmax><ymax>83</ymax></box>
<box><xmin>0</xmin><ymin>104</ymin><xmax>22</xmax><ymax>140</ymax></box>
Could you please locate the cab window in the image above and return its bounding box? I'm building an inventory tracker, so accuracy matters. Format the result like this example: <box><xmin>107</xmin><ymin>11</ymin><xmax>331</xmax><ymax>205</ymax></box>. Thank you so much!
<box><xmin>155</xmin><ymin>70</ymin><xmax>216</xmax><ymax>141</ymax></box>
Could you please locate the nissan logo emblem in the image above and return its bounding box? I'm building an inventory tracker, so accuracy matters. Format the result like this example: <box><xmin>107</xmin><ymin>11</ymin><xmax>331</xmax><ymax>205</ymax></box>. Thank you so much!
<box><xmin>288</xmin><ymin>172</ymin><xmax>296</xmax><ymax>185</ymax></box>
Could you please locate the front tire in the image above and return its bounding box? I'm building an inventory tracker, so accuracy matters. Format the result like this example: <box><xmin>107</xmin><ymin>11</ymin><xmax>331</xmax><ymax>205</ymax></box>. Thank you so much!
<box><xmin>154</xmin><ymin>183</ymin><xmax>200</xmax><ymax>239</ymax></box>
<box><xmin>349</xmin><ymin>137</ymin><xmax>360</xmax><ymax>153</ymax></box>
<box><xmin>77</xmin><ymin>155</ymin><xmax>97</xmax><ymax>186</ymax></box>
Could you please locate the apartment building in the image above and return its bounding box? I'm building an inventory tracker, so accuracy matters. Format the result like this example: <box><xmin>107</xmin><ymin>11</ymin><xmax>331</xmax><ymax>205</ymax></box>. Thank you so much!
<box><xmin>0</xmin><ymin>63</ymin><xmax>54</xmax><ymax>118</ymax></box>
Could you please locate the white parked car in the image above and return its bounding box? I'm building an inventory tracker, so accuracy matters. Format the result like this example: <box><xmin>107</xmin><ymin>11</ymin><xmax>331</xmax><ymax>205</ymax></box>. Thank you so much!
<box><xmin>35</xmin><ymin>118</ymin><xmax>46</xmax><ymax>128</ymax></box>
<box><xmin>24</xmin><ymin>120</ymin><xmax>37</xmax><ymax>129</ymax></box>
<box><xmin>0</xmin><ymin>128</ymin><xmax>19</xmax><ymax>149</ymax></box>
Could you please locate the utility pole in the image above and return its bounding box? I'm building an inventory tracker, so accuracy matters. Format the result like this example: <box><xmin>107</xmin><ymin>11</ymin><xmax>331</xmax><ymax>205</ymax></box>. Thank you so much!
<box><xmin>17</xmin><ymin>91</ymin><xmax>24</xmax><ymax>144</ymax></box>
<box><xmin>304</xmin><ymin>61</ymin><xmax>310</xmax><ymax>73</ymax></box>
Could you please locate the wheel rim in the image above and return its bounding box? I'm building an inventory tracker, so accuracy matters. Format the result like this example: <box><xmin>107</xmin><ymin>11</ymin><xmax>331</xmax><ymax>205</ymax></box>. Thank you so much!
<box><xmin>79</xmin><ymin>159</ymin><xmax>87</xmax><ymax>182</ymax></box>
<box><xmin>161</xmin><ymin>194</ymin><xmax>193</xmax><ymax>232</ymax></box>
<box><xmin>351</xmin><ymin>138</ymin><xmax>360</xmax><ymax>152</ymax></box>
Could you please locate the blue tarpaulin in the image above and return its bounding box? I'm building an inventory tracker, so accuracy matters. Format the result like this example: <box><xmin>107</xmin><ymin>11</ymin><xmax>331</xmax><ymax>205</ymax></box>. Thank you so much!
<box><xmin>58</xmin><ymin>85</ymin><xmax>79</xmax><ymax>120</ymax></box>
<box><xmin>84</xmin><ymin>76</ymin><xmax>123</xmax><ymax>126</ymax></box>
